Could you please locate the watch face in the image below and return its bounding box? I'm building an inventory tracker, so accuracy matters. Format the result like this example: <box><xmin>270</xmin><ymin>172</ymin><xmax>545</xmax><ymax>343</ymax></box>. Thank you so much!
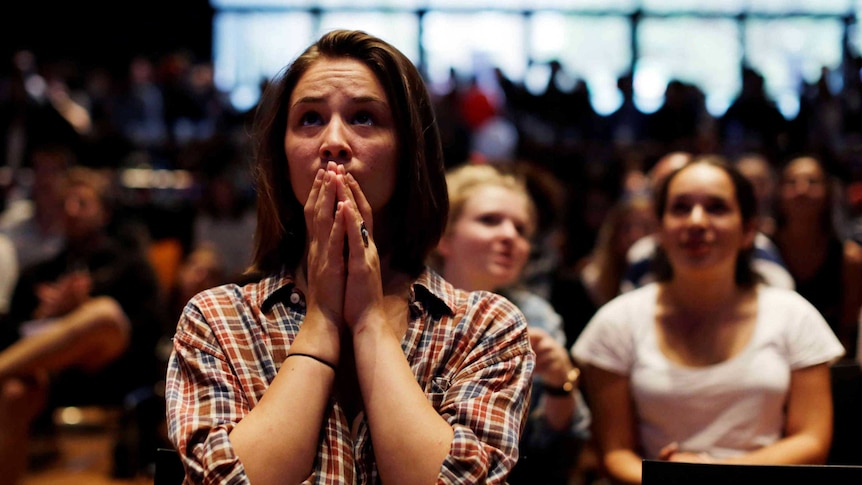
<box><xmin>544</xmin><ymin>367</ymin><xmax>580</xmax><ymax>396</ymax></box>
<box><xmin>565</xmin><ymin>368</ymin><xmax>580</xmax><ymax>391</ymax></box>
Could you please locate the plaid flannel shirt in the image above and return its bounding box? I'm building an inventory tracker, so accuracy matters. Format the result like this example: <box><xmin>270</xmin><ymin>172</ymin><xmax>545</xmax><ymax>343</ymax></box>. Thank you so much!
<box><xmin>166</xmin><ymin>267</ymin><xmax>534</xmax><ymax>484</ymax></box>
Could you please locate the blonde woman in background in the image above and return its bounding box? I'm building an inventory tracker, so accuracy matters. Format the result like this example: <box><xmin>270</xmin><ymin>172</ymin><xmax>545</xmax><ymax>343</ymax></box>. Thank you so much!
<box><xmin>434</xmin><ymin>162</ymin><xmax>590</xmax><ymax>485</ymax></box>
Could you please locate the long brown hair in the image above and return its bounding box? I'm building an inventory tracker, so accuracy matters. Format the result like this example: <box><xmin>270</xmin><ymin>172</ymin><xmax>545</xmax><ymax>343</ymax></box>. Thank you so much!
<box><xmin>249</xmin><ymin>30</ymin><xmax>448</xmax><ymax>277</ymax></box>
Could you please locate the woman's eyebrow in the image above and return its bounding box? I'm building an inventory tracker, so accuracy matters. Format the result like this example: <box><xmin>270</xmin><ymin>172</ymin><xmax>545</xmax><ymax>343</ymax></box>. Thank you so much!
<box><xmin>349</xmin><ymin>96</ymin><xmax>390</xmax><ymax>110</ymax></box>
<box><xmin>291</xmin><ymin>96</ymin><xmax>324</xmax><ymax>109</ymax></box>
<box><xmin>291</xmin><ymin>95</ymin><xmax>388</xmax><ymax>109</ymax></box>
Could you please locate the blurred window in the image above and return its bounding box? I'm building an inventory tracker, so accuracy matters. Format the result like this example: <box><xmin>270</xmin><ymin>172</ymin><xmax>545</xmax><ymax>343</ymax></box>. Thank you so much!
<box><xmin>529</xmin><ymin>12</ymin><xmax>631</xmax><ymax>115</ymax></box>
<box><xmin>746</xmin><ymin>17</ymin><xmax>844</xmax><ymax>119</ymax></box>
<box><xmin>213</xmin><ymin>11</ymin><xmax>314</xmax><ymax>111</ymax></box>
<box><xmin>642</xmin><ymin>0</ymin><xmax>745</xmax><ymax>14</ymax></box>
<box><xmin>209</xmin><ymin>1</ymin><xmax>858</xmax><ymax>116</ymax></box>
<box><xmin>636</xmin><ymin>17</ymin><xmax>741</xmax><ymax>116</ymax></box>
<box><xmin>422</xmin><ymin>11</ymin><xmax>525</xmax><ymax>96</ymax></box>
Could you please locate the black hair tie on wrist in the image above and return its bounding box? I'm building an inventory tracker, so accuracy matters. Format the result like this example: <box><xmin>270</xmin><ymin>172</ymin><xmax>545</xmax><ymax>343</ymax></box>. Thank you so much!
<box><xmin>287</xmin><ymin>353</ymin><xmax>337</xmax><ymax>372</ymax></box>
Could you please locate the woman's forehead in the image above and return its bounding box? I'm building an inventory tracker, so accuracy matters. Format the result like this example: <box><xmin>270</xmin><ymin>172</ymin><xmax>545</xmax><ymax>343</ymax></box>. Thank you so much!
<box><xmin>292</xmin><ymin>58</ymin><xmax>384</xmax><ymax>99</ymax></box>
<box><xmin>668</xmin><ymin>164</ymin><xmax>735</xmax><ymax>198</ymax></box>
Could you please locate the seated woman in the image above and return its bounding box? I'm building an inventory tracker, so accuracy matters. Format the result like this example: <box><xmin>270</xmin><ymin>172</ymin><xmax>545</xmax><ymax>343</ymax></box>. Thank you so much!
<box><xmin>773</xmin><ymin>155</ymin><xmax>862</xmax><ymax>360</ymax></box>
<box><xmin>433</xmin><ymin>162</ymin><xmax>590</xmax><ymax>485</ymax></box>
<box><xmin>572</xmin><ymin>155</ymin><xmax>844</xmax><ymax>485</ymax></box>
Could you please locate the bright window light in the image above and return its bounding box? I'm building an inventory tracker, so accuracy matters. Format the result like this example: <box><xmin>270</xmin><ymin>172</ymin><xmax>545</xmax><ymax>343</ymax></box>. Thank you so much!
<box><xmin>422</xmin><ymin>11</ymin><xmax>526</xmax><ymax>91</ymax></box>
<box><xmin>636</xmin><ymin>17</ymin><xmax>741</xmax><ymax>116</ymax></box>
<box><xmin>746</xmin><ymin>17</ymin><xmax>844</xmax><ymax>119</ymax></box>
<box><xmin>529</xmin><ymin>12</ymin><xmax>630</xmax><ymax>115</ymax></box>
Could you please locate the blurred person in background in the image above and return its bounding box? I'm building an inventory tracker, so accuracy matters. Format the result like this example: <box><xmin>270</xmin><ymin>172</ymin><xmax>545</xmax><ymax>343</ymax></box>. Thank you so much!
<box><xmin>573</xmin><ymin>156</ymin><xmax>843</xmax><ymax>484</ymax></box>
<box><xmin>191</xmin><ymin>163</ymin><xmax>256</xmax><ymax>282</ymax></box>
<box><xmin>0</xmin><ymin>50</ymin><xmax>82</xmax><ymax>172</ymax></box>
<box><xmin>157</xmin><ymin>242</ymin><xmax>228</xmax><ymax>375</ymax></box>
<box><xmin>551</xmin><ymin>191</ymin><xmax>657</xmax><ymax>348</ymax></box>
<box><xmin>773</xmin><ymin>155</ymin><xmax>862</xmax><ymax>360</ymax></box>
<box><xmin>0</xmin><ymin>166</ymin><xmax>166</xmax><ymax>482</ymax></box>
<box><xmin>733</xmin><ymin>152</ymin><xmax>779</xmax><ymax>238</ymax></box>
<box><xmin>433</xmin><ymin>162</ymin><xmax>590</xmax><ymax>485</ymax></box>
<box><xmin>0</xmin><ymin>142</ymin><xmax>71</xmax><ymax>270</ymax></box>
<box><xmin>0</xmin><ymin>232</ymin><xmax>17</xmax><ymax>317</ymax></box>
<box><xmin>623</xmin><ymin>151</ymin><xmax>794</xmax><ymax>292</ymax></box>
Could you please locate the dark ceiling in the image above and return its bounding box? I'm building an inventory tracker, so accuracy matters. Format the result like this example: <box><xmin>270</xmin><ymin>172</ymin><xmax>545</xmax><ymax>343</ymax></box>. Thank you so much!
<box><xmin>2</xmin><ymin>0</ymin><xmax>214</xmax><ymax>75</ymax></box>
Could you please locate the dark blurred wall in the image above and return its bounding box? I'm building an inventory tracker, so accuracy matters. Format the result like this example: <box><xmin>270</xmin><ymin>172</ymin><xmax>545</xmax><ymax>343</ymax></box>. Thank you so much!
<box><xmin>1</xmin><ymin>0</ymin><xmax>214</xmax><ymax>75</ymax></box>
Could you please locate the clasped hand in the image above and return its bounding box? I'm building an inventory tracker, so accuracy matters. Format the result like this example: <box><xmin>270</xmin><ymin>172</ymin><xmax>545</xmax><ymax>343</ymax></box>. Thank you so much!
<box><xmin>303</xmin><ymin>162</ymin><xmax>385</xmax><ymax>342</ymax></box>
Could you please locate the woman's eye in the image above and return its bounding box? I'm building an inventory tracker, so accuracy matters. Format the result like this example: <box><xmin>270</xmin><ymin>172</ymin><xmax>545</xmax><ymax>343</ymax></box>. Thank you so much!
<box><xmin>669</xmin><ymin>202</ymin><xmax>690</xmax><ymax>215</ymax></box>
<box><xmin>478</xmin><ymin>214</ymin><xmax>502</xmax><ymax>226</ymax></box>
<box><xmin>706</xmin><ymin>202</ymin><xmax>730</xmax><ymax>214</ymax></box>
<box><xmin>353</xmin><ymin>111</ymin><xmax>374</xmax><ymax>126</ymax></box>
<box><xmin>515</xmin><ymin>223</ymin><xmax>531</xmax><ymax>237</ymax></box>
<box><xmin>299</xmin><ymin>112</ymin><xmax>322</xmax><ymax>126</ymax></box>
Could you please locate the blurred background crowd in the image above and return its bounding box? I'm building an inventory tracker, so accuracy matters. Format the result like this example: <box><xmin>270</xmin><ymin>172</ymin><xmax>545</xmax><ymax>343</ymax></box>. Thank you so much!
<box><xmin>2</xmin><ymin>1</ymin><xmax>862</xmax><ymax>483</ymax></box>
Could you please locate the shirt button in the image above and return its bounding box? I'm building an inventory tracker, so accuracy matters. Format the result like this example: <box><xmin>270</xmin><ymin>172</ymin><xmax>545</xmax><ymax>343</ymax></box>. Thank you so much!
<box><xmin>290</xmin><ymin>291</ymin><xmax>301</xmax><ymax>305</ymax></box>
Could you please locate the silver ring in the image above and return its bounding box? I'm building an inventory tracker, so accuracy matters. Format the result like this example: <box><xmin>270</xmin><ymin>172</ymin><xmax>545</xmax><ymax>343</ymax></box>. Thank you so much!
<box><xmin>360</xmin><ymin>221</ymin><xmax>369</xmax><ymax>248</ymax></box>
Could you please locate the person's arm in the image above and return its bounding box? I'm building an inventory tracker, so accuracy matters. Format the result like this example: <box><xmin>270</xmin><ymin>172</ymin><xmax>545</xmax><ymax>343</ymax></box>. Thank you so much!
<box><xmin>353</xmin><ymin>308</ymin><xmax>455</xmax><ymax>484</ymax></box>
<box><xmin>0</xmin><ymin>295</ymin><xmax>129</xmax><ymax>380</ymax></box>
<box><xmin>582</xmin><ymin>364</ymin><xmax>644</xmax><ymax>485</ymax></box>
<box><xmin>335</xmin><ymin>169</ymin><xmax>454</xmax><ymax>484</ymax></box>
<box><xmin>724</xmin><ymin>363</ymin><xmax>833</xmax><ymax>465</ymax></box>
<box><xmin>227</xmin><ymin>307</ymin><xmax>340</xmax><ymax>485</ymax></box>
<box><xmin>350</xmin><ymin>291</ymin><xmax>534</xmax><ymax>485</ymax></box>
<box><xmin>167</xmin><ymin>289</ymin><xmax>343</xmax><ymax>485</ymax></box>
<box><xmin>664</xmin><ymin>363</ymin><xmax>834</xmax><ymax>466</ymax></box>
<box><xmin>529</xmin><ymin>326</ymin><xmax>582</xmax><ymax>431</ymax></box>
<box><xmin>229</xmin><ymin>166</ymin><xmax>345</xmax><ymax>484</ymax></box>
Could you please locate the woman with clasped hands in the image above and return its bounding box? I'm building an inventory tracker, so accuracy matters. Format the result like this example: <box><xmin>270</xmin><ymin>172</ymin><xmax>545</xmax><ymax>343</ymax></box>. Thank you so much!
<box><xmin>571</xmin><ymin>155</ymin><xmax>844</xmax><ymax>484</ymax></box>
<box><xmin>165</xmin><ymin>30</ymin><xmax>535</xmax><ymax>484</ymax></box>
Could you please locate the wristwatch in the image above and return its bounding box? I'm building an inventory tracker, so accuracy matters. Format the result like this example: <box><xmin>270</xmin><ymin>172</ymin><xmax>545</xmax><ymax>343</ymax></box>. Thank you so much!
<box><xmin>542</xmin><ymin>367</ymin><xmax>580</xmax><ymax>396</ymax></box>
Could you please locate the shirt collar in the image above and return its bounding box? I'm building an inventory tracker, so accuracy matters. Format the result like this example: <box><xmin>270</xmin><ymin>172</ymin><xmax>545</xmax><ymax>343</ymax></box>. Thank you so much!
<box><xmin>257</xmin><ymin>266</ymin><xmax>456</xmax><ymax>316</ymax></box>
<box><xmin>258</xmin><ymin>267</ymin><xmax>297</xmax><ymax>312</ymax></box>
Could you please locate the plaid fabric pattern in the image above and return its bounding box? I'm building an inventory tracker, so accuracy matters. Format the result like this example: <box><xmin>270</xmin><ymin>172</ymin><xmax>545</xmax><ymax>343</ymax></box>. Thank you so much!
<box><xmin>166</xmin><ymin>267</ymin><xmax>534</xmax><ymax>484</ymax></box>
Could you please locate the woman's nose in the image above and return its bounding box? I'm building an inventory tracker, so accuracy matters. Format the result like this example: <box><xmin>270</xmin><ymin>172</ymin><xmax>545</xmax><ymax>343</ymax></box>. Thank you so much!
<box><xmin>319</xmin><ymin>117</ymin><xmax>352</xmax><ymax>162</ymax></box>
<box><xmin>688</xmin><ymin>205</ymin><xmax>706</xmax><ymax>224</ymax></box>
<box><xmin>785</xmin><ymin>178</ymin><xmax>808</xmax><ymax>195</ymax></box>
<box><xmin>499</xmin><ymin>219</ymin><xmax>520</xmax><ymax>239</ymax></box>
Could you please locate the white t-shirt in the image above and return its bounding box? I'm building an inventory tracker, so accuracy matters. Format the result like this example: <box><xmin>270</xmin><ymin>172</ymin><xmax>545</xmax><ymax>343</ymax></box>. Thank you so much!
<box><xmin>571</xmin><ymin>283</ymin><xmax>844</xmax><ymax>460</ymax></box>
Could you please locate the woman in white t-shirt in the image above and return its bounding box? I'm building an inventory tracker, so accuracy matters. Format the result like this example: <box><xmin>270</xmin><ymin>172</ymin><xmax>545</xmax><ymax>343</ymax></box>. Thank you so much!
<box><xmin>572</xmin><ymin>155</ymin><xmax>844</xmax><ymax>485</ymax></box>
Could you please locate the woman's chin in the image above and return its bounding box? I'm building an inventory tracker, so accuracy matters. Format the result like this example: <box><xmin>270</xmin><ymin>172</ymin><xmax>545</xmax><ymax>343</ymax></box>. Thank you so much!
<box><xmin>487</xmin><ymin>269</ymin><xmax>519</xmax><ymax>288</ymax></box>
